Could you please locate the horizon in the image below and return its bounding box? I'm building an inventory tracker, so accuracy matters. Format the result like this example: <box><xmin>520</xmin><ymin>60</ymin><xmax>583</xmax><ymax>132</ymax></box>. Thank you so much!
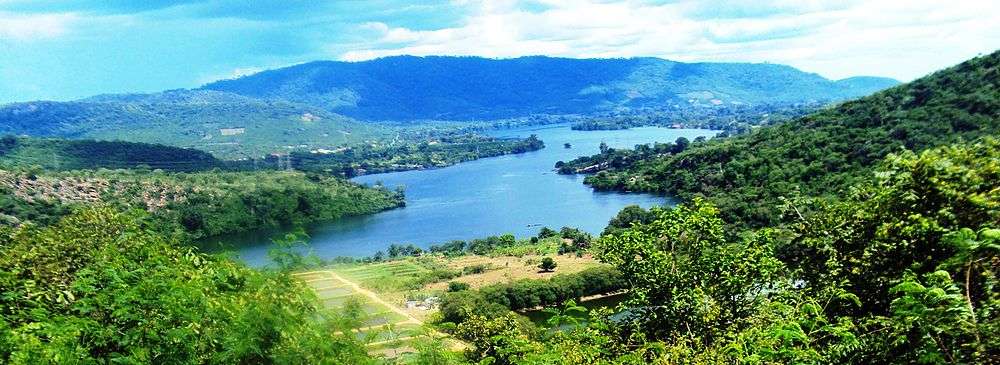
<box><xmin>1</xmin><ymin>53</ymin><xmax>909</xmax><ymax>105</ymax></box>
<box><xmin>2</xmin><ymin>0</ymin><xmax>998</xmax><ymax>103</ymax></box>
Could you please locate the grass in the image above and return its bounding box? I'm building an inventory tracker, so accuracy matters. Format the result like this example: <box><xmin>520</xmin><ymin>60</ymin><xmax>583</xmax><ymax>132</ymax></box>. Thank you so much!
<box><xmin>297</xmin><ymin>249</ymin><xmax>604</xmax><ymax>358</ymax></box>
<box><xmin>425</xmin><ymin>253</ymin><xmax>606</xmax><ymax>291</ymax></box>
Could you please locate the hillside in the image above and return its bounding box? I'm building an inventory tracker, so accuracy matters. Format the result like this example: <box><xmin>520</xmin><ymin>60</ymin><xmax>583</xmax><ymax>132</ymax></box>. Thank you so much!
<box><xmin>0</xmin><ymin>136</ymin><xmax>223</xmax><ymax>172</ymax></box>
<box><xmin>202</xmin><ymin>56</ymin><xmax>898</xmax><ymax>121</ymax></box>
<box><xmin>576</xmin><ymin>50</ymin><xmax>1000</xmax><ymax>227</ymax></box>
<box><xmin>0</xmin><ymin>168</ymin><xmax>404</xmax><ymax>237</ymax></box>
<box><xmin>0</xmin><ymin>90</ymin><xmax>388</xmax><ymax>158</ymax></box>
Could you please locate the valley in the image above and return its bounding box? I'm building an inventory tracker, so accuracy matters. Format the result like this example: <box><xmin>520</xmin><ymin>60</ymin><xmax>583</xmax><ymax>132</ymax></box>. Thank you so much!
<box><xmin>205</xmin><ymin>125</ymin><xmax>716</xmax><ymax>264</ymax></box>
<box><xmin>0</xmin><ymin>7</ymin><xmax>995</xmax><ymax>362</ymax></box>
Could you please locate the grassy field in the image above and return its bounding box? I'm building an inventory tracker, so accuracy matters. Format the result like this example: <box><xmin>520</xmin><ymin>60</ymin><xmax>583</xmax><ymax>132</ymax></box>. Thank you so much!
<box><xmin>424</xmin><ymin>253</ymin><xmax>605</xmax><ymax>291</ymax></box>
<box><xmin>294</xmin><ymin>248</ymin><xmax>608</xmax><ymax>360</ymax></box>
<box><xmin>292</xmin><ymin>267</ymin><xmax>464</xmax><ymax>360</ymax></box>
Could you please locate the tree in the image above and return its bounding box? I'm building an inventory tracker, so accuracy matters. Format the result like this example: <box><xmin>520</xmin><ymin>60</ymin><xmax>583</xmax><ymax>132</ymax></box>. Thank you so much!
<box><xmin>596</xmin><ymin>198</ymin><xmax>785</xmax><ymax>343</ymax></box>
<box><xmin>537</xmin><ymin>227</ymin><xmax>558</xmax><ymax>239</ymax></box>
<box><xmin>602</xmin><ymin>204</ymin><xmax>655</xmax><ymax>236</ymax></box>
<box><xmin>0</xmin><ymin>207</ymin><xmax>373</xmax><ymax>363</ymax></box>
<box><xmin>538</xmin><ymin>257</ymin><xmax>557</xmax><ymax>272</ymax></box>
<box><xmin>447</xmin><ymin>281</ymin><xmax>470</xmax><ymax>292</ymax></box>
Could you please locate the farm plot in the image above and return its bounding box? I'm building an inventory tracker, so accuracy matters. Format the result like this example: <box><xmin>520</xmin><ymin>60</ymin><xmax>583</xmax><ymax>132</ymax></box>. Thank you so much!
<box><xmin>292</xmin><ymin>269</ymin><xmax>459</xmax><ymax>357</ymax></box>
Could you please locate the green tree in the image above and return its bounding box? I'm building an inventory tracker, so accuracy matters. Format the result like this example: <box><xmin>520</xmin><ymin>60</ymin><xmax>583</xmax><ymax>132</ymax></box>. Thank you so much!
<box><xmin>0</xmin><ymin>207</ymin><xmax>373</xmax><ymax>364</ymax></box>
<box><xmin>447</xmin><ymin>281</ymin><xmax>470</xmax><ymax>292</ymax></box>
<box><xmin>596</xmin><ymin>198</ymin><xmax>785</xmax><ymax>343</ymax></box>
<box><xmin>538</xmin><ymin>257</ymin><xmax>558</xmax><ymax>272</ymax></box>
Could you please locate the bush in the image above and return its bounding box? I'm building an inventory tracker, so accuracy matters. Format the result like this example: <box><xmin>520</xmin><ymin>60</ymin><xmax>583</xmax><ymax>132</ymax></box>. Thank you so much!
<box><xmin>448</xmin><ymin>281</ymin><xmax>471</xmax><ymax>292</ymax></box>
<box><xmin>476</xmin><ymin>266</ymin><xmax>624</xmax><ymax>311</ymax></box>
<box><xmin>538</xmin><ymin>257</ymin><xmax>557</xmax><ymax>272</ymax></box>
<box><xmin>462</xmin><ymin>264</ymin><xmax>489</xmax><ymax>275</ymax></box>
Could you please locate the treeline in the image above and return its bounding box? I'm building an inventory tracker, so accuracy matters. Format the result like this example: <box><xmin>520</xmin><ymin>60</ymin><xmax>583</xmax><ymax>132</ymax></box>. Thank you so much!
<box><xmin>555</xmin><ymin>136</ymin><xmax>701</xmax><ymax>174</ymax></box>
<box><xmin>0</xmin><ymin>169</ymin><xmax>404</xmax><ymax>239</ymax></box>
<box><xmin>439</xmin><ymin>266</ymin><xmax>625</xmax><ymax>323</ymax></box>
<box><xmin>1</xmin><ymin>132</ymin><xmax>545</xmax><ymax>179</ymax></box>
<box><xmin>427</xmin><ymin>226</ymin><xmax>592</xmax><ymax>256</ymax></box>
<box><xmin>479</xmin><ymin>266</ymin><xmax>624</xmax><ymax>311</ymax></box>
<box><xmin>570</xmin><ymin>102</ymin><xmax>820</xmax><ymax>136</ymax></box>
<box><xmin>575</xmin><ymin>50</ymin><xmax>1000</xmax><ymax>228</ymax></box>
<box><xmin>0</xmin><ymin>136</ymin><xmax>223</xmax><ymax>172</ymax></box>
<box><xmin>281</xmin><ymin>134</ymin><xmax>544</xmax><ymax>177</ymax></box>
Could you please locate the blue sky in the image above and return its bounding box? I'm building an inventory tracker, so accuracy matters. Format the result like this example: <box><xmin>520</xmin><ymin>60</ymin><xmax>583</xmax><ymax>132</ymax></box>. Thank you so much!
<box><xmin>1</xmin><ymin>0</ymin><xmax>998</xmax><ymax>103</ymax></box>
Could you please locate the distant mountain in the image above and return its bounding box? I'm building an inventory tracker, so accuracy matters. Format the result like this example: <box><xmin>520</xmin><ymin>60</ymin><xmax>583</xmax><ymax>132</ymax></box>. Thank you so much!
<box><xmin>202</xmin><ymin>56</ymin><xmax>899</xmax><ymax>121</ymax></box>
<box><xmin>0</xmin><ymin>90</ymin><xmax>386</xmax><ymax>158</ymax></box>
<box><xmin>575</xmin><ymin>50</ymin><xmax>1000</xmax><ymax>227</ymax></box>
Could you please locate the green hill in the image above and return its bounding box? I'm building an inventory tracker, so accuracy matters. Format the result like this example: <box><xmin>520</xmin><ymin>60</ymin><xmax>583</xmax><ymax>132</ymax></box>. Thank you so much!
<box><xmin>0</xmin><ymin>136</ymin><xmax>223</xmax><ymax>172</ymax></box>
<box><xmin>202</xmin><ymin>56</ymin><xmax>897</xmax><ymax>121</ymax></box>
<box><xmin>0</xmin><ymin>90</ymin><xmax>388</xmax><ymax>159</ymax></box>
<box><xmin>577</xmin><ymin>50</ymin><xmax>1000</xmax><ymax>227</ymax></box>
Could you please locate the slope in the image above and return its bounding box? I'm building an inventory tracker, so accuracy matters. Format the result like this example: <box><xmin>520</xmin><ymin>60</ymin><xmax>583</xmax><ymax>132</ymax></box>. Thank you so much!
<box><xmin>0</xmin><ymin>89</ymin><xmax>388</xmax><ymax>158</ymax></box>
<box><xmin>579</xmin><ymin>50</ymin><xmax>1000</xmax><ymax>227</ymax></box>
<box><xmin>202</xmin><ymin>56</ymin><xmax>898</xmax><ymax>121</ymax></box>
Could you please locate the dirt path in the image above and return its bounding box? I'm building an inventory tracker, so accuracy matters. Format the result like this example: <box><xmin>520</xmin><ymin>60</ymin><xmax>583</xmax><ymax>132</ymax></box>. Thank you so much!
<box><xmin>297</xmin><ymin>270</ymin><xmax>422</xmax><ymax>325</ymax></box>
<box><xmin>294</xmin><ymin>269</ymin><xmax>468</xmax><ymax>353</ymax></box>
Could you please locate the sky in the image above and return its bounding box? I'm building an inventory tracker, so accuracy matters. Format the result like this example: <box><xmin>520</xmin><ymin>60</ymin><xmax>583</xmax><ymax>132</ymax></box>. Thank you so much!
<box><xmin>1</xmin><ymin>0</ymin><xmax>998</xmax><ymax>103</ymax></box>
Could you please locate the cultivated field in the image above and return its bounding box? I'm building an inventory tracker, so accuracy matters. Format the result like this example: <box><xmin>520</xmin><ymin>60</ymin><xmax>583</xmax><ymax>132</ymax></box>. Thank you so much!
<box><xmin>293</xmin><ymin>250</ymin><xmax>606</xmax><ymax>359</ymax></box>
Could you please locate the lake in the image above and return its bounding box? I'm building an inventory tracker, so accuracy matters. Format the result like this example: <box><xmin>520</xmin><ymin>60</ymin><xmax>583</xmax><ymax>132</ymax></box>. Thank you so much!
<box><xmin>212</xmin><ymin>125</ymin><xmax>716</xmax><ymax>266</ymax></box>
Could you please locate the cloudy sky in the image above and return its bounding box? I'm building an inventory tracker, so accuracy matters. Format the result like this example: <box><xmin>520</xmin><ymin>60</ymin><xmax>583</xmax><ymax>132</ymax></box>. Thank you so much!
<box><xmin>1</xmin><ymin>0</ymin><xmax>998</xmax><ymax>103</ymax></box>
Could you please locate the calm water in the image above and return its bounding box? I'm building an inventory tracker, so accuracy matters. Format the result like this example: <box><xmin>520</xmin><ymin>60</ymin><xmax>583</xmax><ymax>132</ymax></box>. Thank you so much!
<box><xmin>213</xmin><ymin>125</ymin><xmax>716</xmax><ymax>265</ymax></box>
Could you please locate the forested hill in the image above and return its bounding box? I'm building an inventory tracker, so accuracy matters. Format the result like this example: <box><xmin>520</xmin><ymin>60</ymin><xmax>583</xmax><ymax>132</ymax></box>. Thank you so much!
<box><xmin>0</xmin><ymin>136</ymin><xmax>223</xmax><ymax>172</ymax></box>
<box><xmin>202</xmin><ymin>56</ymin><xmax>898</xmax><ymax>121</ymax></box>
<box><xmin>580</xmin><ymin>50</ymin><xmax>1000</xmax><ymax>227</ymax></box>
<box><xmin>0</xmin><ymin>89</ymin><xmax>386</xmax><ymax>159</ymax></box>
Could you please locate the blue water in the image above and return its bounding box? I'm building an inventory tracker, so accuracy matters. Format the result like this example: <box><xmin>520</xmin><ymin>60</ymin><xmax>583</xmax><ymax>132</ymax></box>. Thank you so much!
<box><xmin>215</xmin><ymin>125</ymin><xmax>716</xmax><ymax>265</ymax></box>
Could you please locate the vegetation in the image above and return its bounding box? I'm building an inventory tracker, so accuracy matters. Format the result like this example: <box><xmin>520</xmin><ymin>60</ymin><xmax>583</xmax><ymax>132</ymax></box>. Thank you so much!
<box><xmin>538</xmin><ymin>257</ymin><xmax>557</xmax><ymax>272</ymax></box>
<box><xmin>555</xmin><ymin>136</ymin><xmax>699</xmax><ymax>175</ymax></box>
<box><xmin>204</xmin><ymin>56</ymin><xmax>896</xmax><ymax>121</ymax></box>
<box><xmin>0</xmin><ymin>169</ymin><xmax>404</xmax><ymax>239</ymax></box>
<box><xmin>0</xmin><ymin>90</ymin><xmax>387</xmax><ymax>159</ymax></box>
<box><xmin>569</xmin><ymin>102</ymin><xmax>820</xmax><ymax>136</ymax></box>
<box><xmin>574</xmin><ymin>50</ymin><xmax>1000</xmax><ymax>228</ymax></box>
<box><xmin>440</xmin><ymin>138</ymin><xmax>998</xmax><ymax>364</ymax></box>
<box><xmin>0</xmin><ymin>135</ymin><xmax>223</xmax><ymax>172</ymax></box>
<box><xmin>0</xmin><ymin>208</ymin><xmax>373</xmax><ymax>363</ymax></box>
<box><xmin>439</xmin><ymin>266</ymin><xmax>624</xmax><ymax>321</ymax></box>
<box><xmin>287</xmin><ymin>134</ymin><xmax>544</xmax><ymax>177</ymax></box>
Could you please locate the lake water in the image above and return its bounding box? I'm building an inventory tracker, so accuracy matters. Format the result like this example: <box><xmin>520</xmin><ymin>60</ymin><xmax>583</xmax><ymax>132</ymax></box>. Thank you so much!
<box><xmin>213</xmin><ymin>125</ymin><xmax>716</xmax><ymax>266</ymax></box>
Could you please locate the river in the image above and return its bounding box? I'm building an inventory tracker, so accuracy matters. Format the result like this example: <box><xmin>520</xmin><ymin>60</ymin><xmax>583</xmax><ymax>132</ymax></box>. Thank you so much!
<box><xmin>210</xmin><ymin>125</ymin><xmax>716</xmax><ymax>265</ymax></box>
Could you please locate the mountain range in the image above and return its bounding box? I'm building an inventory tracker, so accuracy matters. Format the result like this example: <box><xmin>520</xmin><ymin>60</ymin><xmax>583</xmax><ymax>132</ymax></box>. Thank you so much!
<box><xmin>1</xmin><ymin>56</ymin><xmax>898</xmax><ymax>157</ymax></box>
<box><xmin>203</xmin><ymin>56</ymin><xmax>899</xmax><ymax>120</ymax></box>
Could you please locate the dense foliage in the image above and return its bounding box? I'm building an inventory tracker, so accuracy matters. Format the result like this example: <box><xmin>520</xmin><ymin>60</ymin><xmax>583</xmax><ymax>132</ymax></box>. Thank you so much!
<box><xmin>555</xmin><ymin>136</ymin><xmax>700</xmax><ymax>174</ymax></box>
<box><xmin>0</xmin><ymin>169</ymin><xmax>404</xmax><ymax>239</ymax></box>
<box><xmin>596</xmin><ymin>199</ymin><xmax>785</xmax><ymax>343</ymax></box>
<box><xmin>569</xmin><ymin>102</ymin><xmax>819</xmax><ymax>136</ymax></box>
<box><xmin>286</xmin><ymin>134</ymin><xmax>544</xmax><ymax>176</ymax></box>
<box><xmin>0</xmin><ymin>136</ymin><xmax>222</xmax><ymax>172</ymax></box>
<box><xmin>577</xmin><ymin>50</ymin><xmax>1000</xmax><ymax>228</ymax></box>
<box><xmin>204</xmin><ymin>55</ymin><xmax>896</xmax><ymax>121</ymax></box>
<box><xmin>443</xmin><ymin>138</ymin><xmax>998</xmax><ymax>364</ymax></box>
<box><xmin>439</xmin><ymin>266</ymin><xmax>625</xmax><ymax>323</ymax></box>
<box><xmin>0</xmin><ymin>208</ymin><xmax>373</xmax><ymax>364</ymax></box>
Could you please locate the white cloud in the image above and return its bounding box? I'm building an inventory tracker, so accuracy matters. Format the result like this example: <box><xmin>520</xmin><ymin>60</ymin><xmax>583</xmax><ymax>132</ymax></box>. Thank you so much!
<box><xmin>338</xmin><ymin>0</ymin><xmax>1000</xmax><ymax>81</ymax></box>
<box><xmin>0</xmin><ymin>12</ymin><xmax>76</xmax><ymax>41</ymax></box>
